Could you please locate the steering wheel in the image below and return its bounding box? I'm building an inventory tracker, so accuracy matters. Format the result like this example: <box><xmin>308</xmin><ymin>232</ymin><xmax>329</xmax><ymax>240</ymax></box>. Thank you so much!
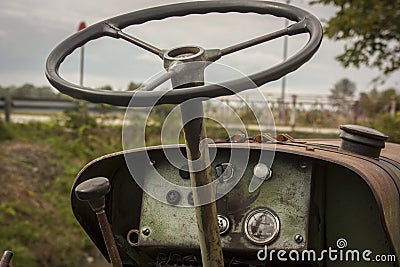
<box><xmin>45</xmin><ymin>0</ymin><xmax>322</xmax><ymax>107</ymax></box>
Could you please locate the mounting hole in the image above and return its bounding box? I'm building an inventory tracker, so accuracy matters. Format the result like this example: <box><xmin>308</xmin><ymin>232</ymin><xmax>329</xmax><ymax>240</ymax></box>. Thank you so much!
<box><xmin>127</xmin><ymin>229</ymin><xmax>140</xmax><ymax>247</ymax></box>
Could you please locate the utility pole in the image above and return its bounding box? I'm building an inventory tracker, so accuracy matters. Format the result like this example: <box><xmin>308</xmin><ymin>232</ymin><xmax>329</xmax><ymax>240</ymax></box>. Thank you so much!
<box><xmin>280</xmin><ymin>0</ymin><xmax>290</xmax><ymax>124</ymax></box>
<box><xmin>78</xmin><ymin>22</ymin><xmax>86</xmax><ymax>87</ymax></box>
<box><xmin>77</xmin><ymin>22</ymin><xmax>88</xmax><ymax>121</ymax></box>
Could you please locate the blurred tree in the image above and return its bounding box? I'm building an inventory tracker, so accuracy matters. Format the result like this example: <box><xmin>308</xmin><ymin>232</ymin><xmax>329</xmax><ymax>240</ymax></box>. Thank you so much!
<box><xmin>99</xmin><ymin>85</ymin><xmax>113</xmax><ymax>91</ymax></box>
<box><xmin>96</xmin><ymin>85</ymin><xmax>114</xmax><ymax>115</ymax></box>
<box><xmin>0</xmin><ymin>83</ymin><xmax>61</xmax><ymax>99</ymax></box>
<box><xmin>359</xmin><ymin>88</ymin><xmax>399</xmax><ymax>119</ymax></box>
<box><xmin>372</xmin><ymin>112</ymin><xmax>400</xmax><ymax>143</ymax></box>
<box><xmin>127</xmin><ymin>81</ymin><xmax>142</xmax><ymax>91</ymax></box>
<box><xmin>329</xmin><ymin>78</ymin><xmax>356</xmax><ymax>112</ymax></box>
<box><xmin>310</xmin><ymin>0</ymin><xmax>400</xmax><ymax>83</ymax></box>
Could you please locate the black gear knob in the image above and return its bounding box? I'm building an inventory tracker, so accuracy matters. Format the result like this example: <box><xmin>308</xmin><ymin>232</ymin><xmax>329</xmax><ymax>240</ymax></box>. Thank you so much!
<box><xmin>75</xmin><ymin>177</ymin><xmax>110</xmax><ymax>212</ymax></box>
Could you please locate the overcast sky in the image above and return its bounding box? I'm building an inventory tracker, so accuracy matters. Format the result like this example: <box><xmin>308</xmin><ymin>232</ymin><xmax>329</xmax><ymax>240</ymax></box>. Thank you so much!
<box><xmin>0</xmin><ymin>0</ymin><xmax>398</xmax><ymax>98</ymax></box>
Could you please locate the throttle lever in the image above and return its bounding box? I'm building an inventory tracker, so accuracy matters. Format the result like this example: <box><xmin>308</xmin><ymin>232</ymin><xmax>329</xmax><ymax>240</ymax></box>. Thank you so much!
<box><xmin>75</xmin><ymin>177</ymin><xmax>123</xmax><ymax>267</ymax></box>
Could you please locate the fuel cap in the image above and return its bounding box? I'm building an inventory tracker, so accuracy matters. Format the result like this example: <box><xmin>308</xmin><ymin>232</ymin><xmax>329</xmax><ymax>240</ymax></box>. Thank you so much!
<box><xmin>339</xmin><ymin>125</ymin><xmax>388</xmax><ymax>158</ymax></box>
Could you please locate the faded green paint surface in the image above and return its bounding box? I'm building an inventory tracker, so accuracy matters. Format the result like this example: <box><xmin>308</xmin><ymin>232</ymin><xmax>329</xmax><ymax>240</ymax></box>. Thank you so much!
<box><xmin>324</xmin><ymin>164</ymin><xmax>394</xmax><ymax>267</ymax></box>
<box><xmin>138</xmin><ymin>148</ymin><xmax>312</xmax><ymax>252</ymax></box>
<box><xmin>225</xmin><ymin>152</ymin><xmax>312</xmax><ymax>251</ymax></box>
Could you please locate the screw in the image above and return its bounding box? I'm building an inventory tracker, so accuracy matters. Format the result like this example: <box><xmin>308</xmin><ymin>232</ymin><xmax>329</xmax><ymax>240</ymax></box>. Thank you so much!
<box><xmin>142</xmin><ymin>228</ymin><xmax>151</xmax><ymax>236</ymax></box>
<box><xmin>295</xmin><ymin>234</ymin><xmax>304</xmax><ymax>243</ymax></box>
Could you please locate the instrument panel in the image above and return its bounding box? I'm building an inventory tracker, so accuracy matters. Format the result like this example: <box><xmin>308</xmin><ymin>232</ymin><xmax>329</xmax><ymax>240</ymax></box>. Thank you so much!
<box><xmin>133</xmin><ymin>146</ymin><xmax>312</xmax><ymax>256</ymax></box>
<box><xmin>71</xmin><ymin>142</ymin><xmax>400</xmax><ymax>266</ymax></box>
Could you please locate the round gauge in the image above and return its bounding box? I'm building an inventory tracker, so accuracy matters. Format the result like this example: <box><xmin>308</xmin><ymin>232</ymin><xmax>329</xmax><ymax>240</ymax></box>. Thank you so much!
<box><xmin>244</xmin><ymin>208</ymin><xmax>280</xmax><ymax>245</ymax></box>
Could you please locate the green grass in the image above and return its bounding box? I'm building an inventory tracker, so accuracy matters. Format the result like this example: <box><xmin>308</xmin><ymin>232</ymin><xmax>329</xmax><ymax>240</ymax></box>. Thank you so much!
<box><xmin>0</xmin><ymin>116</ymin><xmax>122</xmax><ymax>267</ymax></box>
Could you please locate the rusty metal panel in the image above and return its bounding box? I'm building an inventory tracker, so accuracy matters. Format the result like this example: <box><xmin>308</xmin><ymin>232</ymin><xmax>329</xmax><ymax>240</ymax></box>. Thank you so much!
<box><xmin>272</xmin><ymin>142</ymin><xmax>400</xmax><ymax>266</ymax></box>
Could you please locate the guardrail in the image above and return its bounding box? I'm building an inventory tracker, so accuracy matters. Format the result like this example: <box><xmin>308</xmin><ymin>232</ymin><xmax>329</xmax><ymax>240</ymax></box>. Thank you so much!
<box><xmin>0</xmin><ymin>96</ymin><xmax>358</xmax><ymax>134</ymax></box>
<box><xmin>0</xmin><ymin>97</ymin><xmax>124</xmax><ymax>122</ymax></box>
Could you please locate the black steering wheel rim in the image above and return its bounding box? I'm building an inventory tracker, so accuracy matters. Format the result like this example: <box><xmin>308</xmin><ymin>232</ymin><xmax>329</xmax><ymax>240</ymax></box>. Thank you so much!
<box><xmin>45</xmin><ymin>0</ymin><xmax>322</xmax><ymax>107</ymax></box>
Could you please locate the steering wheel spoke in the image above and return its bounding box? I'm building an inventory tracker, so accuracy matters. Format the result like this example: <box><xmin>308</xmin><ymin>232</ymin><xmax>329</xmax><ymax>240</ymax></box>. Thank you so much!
<box><xmin>136</xmin><ymin>62</ymin><xmax>186</xmax><ymax>91</ymax></box>
<box><xmin>220</xmin><ymin>19</ymin><xmax>307</xmax><ymax>57</ymax></box>
<box><xmin>107</xmin><ymin>24</ymin><xmax>163</xmax><ymax>57</ymax></box>
<box><xmin>221</xmin><ymin>28</ymin><xmax>287</xmax><ymax>57</ymax></box>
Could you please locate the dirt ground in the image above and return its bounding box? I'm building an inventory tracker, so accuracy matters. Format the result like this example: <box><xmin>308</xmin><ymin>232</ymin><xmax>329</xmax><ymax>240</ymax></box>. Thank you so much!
<box><xmin>0</xmin><ymin>141</ymin><xmax>61</xmax><ymax>205</ymax></box>
<box><xmin>0</xmin><ymin>141</ymin><xmax>109</xmax><ymax>266</ymax></box>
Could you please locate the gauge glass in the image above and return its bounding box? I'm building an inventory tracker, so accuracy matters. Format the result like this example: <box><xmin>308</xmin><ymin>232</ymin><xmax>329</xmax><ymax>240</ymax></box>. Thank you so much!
<box><xmin>244</xmin><ymin>208</ymin><xmax>280</xmax><ymax>245</ymax></box>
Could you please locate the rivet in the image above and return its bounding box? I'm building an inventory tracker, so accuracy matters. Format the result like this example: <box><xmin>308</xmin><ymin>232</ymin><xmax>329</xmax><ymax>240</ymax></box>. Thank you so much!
<box><xmin>305</xmin><ymin>146</ymin><xmax>315</xmax><ymax>152</ymax></box>
<box><xmin>142</xmin><ymin>227</ymin><xmax>151</xmax><ymax>236</ymax></box>
<box><xmin>295</xmin><ymin>234</ymin><xmax>304</xmax><ymax>243</ymax></box>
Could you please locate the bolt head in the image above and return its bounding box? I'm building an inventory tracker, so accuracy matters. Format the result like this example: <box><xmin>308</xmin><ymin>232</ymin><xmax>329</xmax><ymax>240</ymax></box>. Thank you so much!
<box><xmin>166</xmin><ymin>190</ymin><xmax>181</xmax><ymax>205</ymax></box>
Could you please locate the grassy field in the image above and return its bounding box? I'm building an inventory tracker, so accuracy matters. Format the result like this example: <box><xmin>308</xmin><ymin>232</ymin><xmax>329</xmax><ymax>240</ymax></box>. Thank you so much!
<box><xmin>0</xmin><ymin>117</ymin><xmax>123</xmax><ymax>267</ymax></box>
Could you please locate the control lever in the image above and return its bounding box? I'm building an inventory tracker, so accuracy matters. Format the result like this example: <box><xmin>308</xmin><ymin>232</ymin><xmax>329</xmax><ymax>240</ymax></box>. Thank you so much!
<box><xmin>0</xmin><ymin>251</ymin><xmax>13</xmax><ymax>267</ymax></box>
<box><xmin>75</xmin><ymin>177</ymin><xmax>123</xmax><ymax>267</ymax></box>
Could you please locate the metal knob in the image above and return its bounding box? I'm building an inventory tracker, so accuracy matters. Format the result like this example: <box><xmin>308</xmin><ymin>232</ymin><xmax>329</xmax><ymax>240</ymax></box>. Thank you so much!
<box><xmin>75</xmin><ymin>177</ymin><xmax>123</xmax><ymax>267</ymax></box>
<box><xmin>253</xmin><ymin>163</ymin><xmax>272</xmax><ymax>181</ymax></box>
<box><xmin>0</xmin><ymin>250</ymin><xmax>13</xmax><ymax>267</ymax></box>
<box><xmin>75</xmin><ymin>177</ymin><xmax>110</xmax><ymax>212</ymax></box>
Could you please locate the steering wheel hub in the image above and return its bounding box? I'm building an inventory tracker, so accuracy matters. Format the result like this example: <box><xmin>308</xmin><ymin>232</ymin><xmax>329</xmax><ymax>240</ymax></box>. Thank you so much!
<box><xmin>165</xmin><ymin>46</ymin><xmax>205</xmax><ymax>62</ymax></box>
